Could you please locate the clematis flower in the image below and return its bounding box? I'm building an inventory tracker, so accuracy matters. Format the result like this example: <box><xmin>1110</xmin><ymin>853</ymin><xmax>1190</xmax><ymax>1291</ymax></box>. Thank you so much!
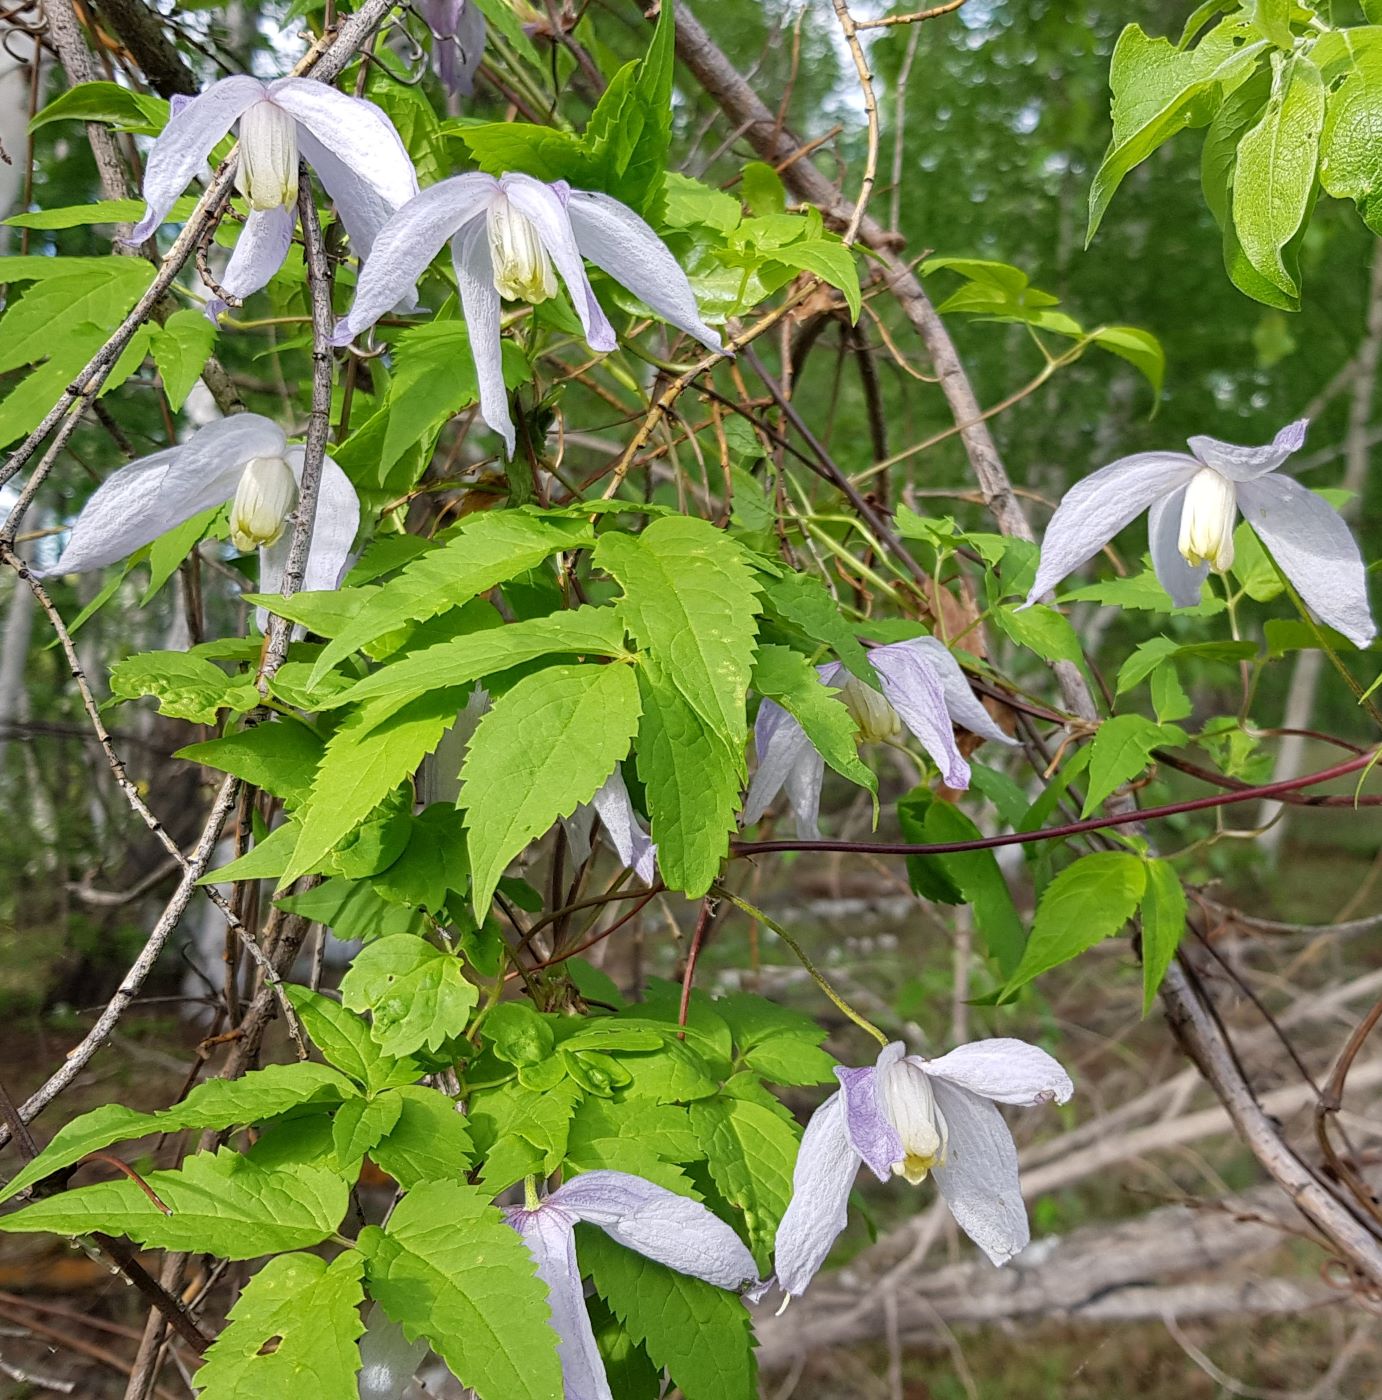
<box><xmin>1023</xmin><ymin>418</ymin><xmax>1376</xmax><ymax>648</ymax></box>
<box><xmin>505</xmin><ymin>1170</ymin><xmax>759</xmax><ymax>1399</ymax></box>
<box><xmin>561</xmin><ymin>766</ymin><xmax>657</xmax><ymax>884</ymax></box>
<box><xmin>742</xmin><ymin>638</ymin><xmax>1016</xmax><ymax>840</ymax></box>
<box><xmin>44</xmin><ymin>415</ymin><xmax>359</xmax><ymax>625</ymax></box>
<box><xmin>417</xmin><ymin>0</ymin><xmax>486</xmax><ymax>98</ymax></box>
<box><xmin>774</xmin><ymin>1038</ymin><xmax>1072</xmax><ymax>1294</ymax></box>
<box><xmin>331</xmin><ymin>172</ymin><xmax>724</xmax><ymax>456</ymax></box>
<box><xmin>131</xmin><ymin>75</ymin><xmax>419</xmax><ymax>321</ymax></box>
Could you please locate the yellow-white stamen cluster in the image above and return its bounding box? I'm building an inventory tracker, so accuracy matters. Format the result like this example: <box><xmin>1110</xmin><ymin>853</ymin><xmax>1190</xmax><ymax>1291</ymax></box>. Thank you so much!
<box><xmin>487</xmin><ymin>196</ymin><xmax>557</xmax><ymax>304</ymax></box>
<box><xmin>229</xmin><ymin>456</ymin><xmax>298</xmax><ymax>552</ymax></box>
<box><xmin>235</xmin><ymin>100</ymin><xmax>299</xmax><ymax>212</ymax></box>
<box><xmin>1177</xmin><ymin>467</ymin><xmax>1237</xmax><ymax>571</ymax></box>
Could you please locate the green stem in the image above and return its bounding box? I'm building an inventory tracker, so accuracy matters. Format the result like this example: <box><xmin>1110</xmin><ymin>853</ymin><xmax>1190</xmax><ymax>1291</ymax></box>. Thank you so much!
<box><xmin>715</xmin><ymin>887</ymin><xmax>889</xmax><ymax>1046</ymax></box>
<box><xmin>524</xmin><ymin>1175</ymin><xmax>541</xmax><ymax>1211</ymax></box>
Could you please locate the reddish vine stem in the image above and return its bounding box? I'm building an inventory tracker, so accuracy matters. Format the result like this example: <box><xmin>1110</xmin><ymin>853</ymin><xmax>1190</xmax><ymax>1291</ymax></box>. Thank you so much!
<box><xmin>677</xmin><ymin>895</ymin><xmax>718</xmax><ymax>1035</ymax></box>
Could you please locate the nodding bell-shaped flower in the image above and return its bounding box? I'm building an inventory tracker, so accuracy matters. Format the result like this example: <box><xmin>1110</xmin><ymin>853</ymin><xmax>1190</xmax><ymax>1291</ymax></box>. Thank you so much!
<box><xmin>773</xmin><ymin>1039</ymin><xmax>1072</xmax><ymax>1296</ymax></box>
<box><xmin>132</xmin><ymin>75</ymin><xmax>419</xmax><ymax>322</ymax></box>
<box><xmin>561</xmin><ymin>766</ymin><xmax>657</xmax><ymax>885</ymax></box>
<box><xmin>43</xmin><ymin>414</ymin><xmax>359</xmax><ymax>628</ymax></box>
<box><xmin>505</xmin><ymin>1171</ymin><xmax>760</xmax><ymax>1400</ymax></box>
<box><xmin>742</xmin><ymin>637</ymin><xmax>1016</xmax><ymax>841</ymax></box>
<box><xmin>417</xmin><ymin>0</ymin><xmax>486</xmax><ymax>99</ymax></box>
<box><xmin>1023</xmin><ymin>418</ymin><xmax>1377</xmax><ymax>648</ymax></box>
<box><xmin>332</xmin><ymin>172</ymin><xmax>725</xmax><ymax>457</ymax></box>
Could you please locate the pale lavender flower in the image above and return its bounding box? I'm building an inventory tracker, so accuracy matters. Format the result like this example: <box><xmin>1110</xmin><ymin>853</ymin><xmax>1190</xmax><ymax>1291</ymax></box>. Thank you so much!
<box><xmin>1024</xmin><ymin>418</ymin><xmax>1376</xmax><ymax>648</ymax></box>
<box><xmin>356</xmin><ymin>1302</ymin><xmax>428</xmax><ymax>1400</ymax></box>
<box><xmin>133</xmin><ymin>76</ymin><xmax>419</xmax><ymax>321</ymax></box>
<box><xmin>331</xmin><ymin>172</ymin><xmax>724</xmax><ymax>455</ymax></box>
<box><xmin>506</xmin><ymin>1170</ymin><xmax>759</xmax><ymax>1399</ymax></box>
<box><xmin>561</xmin><ymin>767</ymin><xmax>657</xmax><ymax>884</ymax></box>
<box><xmin>44</xmin><ymin>414</ymin><xmax>359</xmax><ymax>626</ymax></box>
<box><xmin>774</xmin><ymin>1039</ymin><xmax>1072</xmax><ymax>1294</ymax></box>
<box><xmin>742</xmin><ymin>638</ymin><xmax>1016</xmax><ymax>840</ymax></box>
<box><xmin>417</xmin><ymin>0</ymin><xmax>486</xmax><ymax>98</ymax></box>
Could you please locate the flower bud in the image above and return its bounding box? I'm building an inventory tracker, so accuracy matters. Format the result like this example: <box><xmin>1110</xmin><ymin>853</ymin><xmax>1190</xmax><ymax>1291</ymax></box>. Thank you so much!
<box><xmin>229</xmin><ymin>456</ymin><xmax>298</xmax><ymax>553</ymax></box>
<box><xmin>487</xmin><ymin>196</ymin><xmax>557</xmax><ymax>304</ymax></box>
<box><xmin>839</xmin><ymin>675</ymin><xmax>901</xmax><ymax>744</ymax></box>
<box><xmin>1177</xmin><ymin>467</ymin><xmax>1237</xmax><ymax>571</ymax></box>
<box><xmin>235</xmin><ymin>100</ymin><xmax>299</xmax><ymax>212</ymax></box>
<box><xmin>879</xmin><ymin>1059</ymin><xmax>949</xmax><ymax>1185</ymax></box>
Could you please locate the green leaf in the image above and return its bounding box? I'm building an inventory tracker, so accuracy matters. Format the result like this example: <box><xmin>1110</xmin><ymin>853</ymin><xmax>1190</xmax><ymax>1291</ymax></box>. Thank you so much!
<box><xmin>176</xmin><ymin>720</ymin><xmax>324</xmax><ymax>807</ymax></box>
<box><xmin>276</xmin><ymin>877</ymin><xmax>426</xmax><ymax>941</ymax></box>
<box><xmin>143</xmin><ymin>506</ymin><xmax>222</xmax><ymax>607</ymax></box>
<box><xmin>1061</xmin><ymin>566</ymin><xmax>1225</xmax><ymax>614</ymax></box>
<box><xmin>994</xmin><ymin>603</ymin><xmax>1083</xmax><ymax>664</ymax></box>
<box><xmin>369</xmin><ymin>1085</ymin><xmax>473</xmax><ymax>1188</ymax></box>
<box><xmin>741</xmin><ymin>161</ymin><xmax>787</xmax><ymax>217</ymax></box>
<box><xmin>715</xmin><ymin>994</ymin><xmax>836</xmax><ymax>1086</ymax></box>
<box><xmin>108</xmin><ymin>651</ymin><xmax>257</xmax><ymax>724</ymax></box>
<box><xmin>758</xmin><ymin>571</ymin><xmax>877</xmax><ymax>685</ymax></box>
<box><xmin>284</xmin><ymin>986</ymin><xmax>421</xmax><ymax>1095</ymax></box>
<box><xmin>359</xmin><ymin>1181</ymin><xmax>563</xmax><ymax>1400</ymax></box>
<box><xmin>308</xmin><ymin>512</ymin><xmax>591</xmax><ymax>688</ymax></box>
<box><xmin>580</xmin><ymin>1227</ymin><xmax>756</xmax><ymax>1400</ymax></box>
<box><xmin>460</xmin><ymin>662</ymin><xmax>641</xmax><ymax>916</ymax></box>
<box><xmin>765</xmin><ymin>237</ymin><xmax>861</xmax><ymax>321</ymax></box>
<box><xmin>1233</xmin><ymin>53</ymin><xmax>1324</xmax><ymax>299</ymax></box>
<box><xmin>3</xmin><ymin>198</ymin><xmax>143</xmax><ymax>229</ymax></box>
<box><xmin>467</xmin><ymin>1079</ymin><xmax>583</xmax><ymax>1191</ymax></box>
<box><xmin>1090</xmin><ymin>324</ymin><xmax>1165</xmax><ymax>396</ymax></box>
<box><xmin>1004</xmin><ymin>852</ymin><xmax>1148</xmax><ymax>993</ymax></box>
<box><xmin>1319</xmin><ymin>52</ymin><xmax>1382</xmax><ymax>234</ymax></box>
<box><xmin>1139</xmin><ymin>858</ymin><xmax>1187</xmax><ymax>1014</ymax></box>
<box><xmin>149</xmin><ymin>309</ymin><xmax>215</xmax><ymax>412</ymax></box>
<box><xmin>563</xmin><ymin>1097</ymin><xmax>700</xmax><ymax>1194</ymax></box>
<box><xmin>1250</xmin><ymin>0</ymin><xmax>1296</xmax><ymax>48</ymax></box>
<box><xmin>484</xmin><ymin>1003</ymin><xmax>556</xmax><ymax>1068</ymax></box>
<box><xmin>1116</xmin><ymin>636</ymin><xmax>1182</xmax><ymax>693</ymax></box>
<box><xmin>194</xmin><ymin>1251</ymin><xmax>365</xmax><ymax>1399</ymax></box>
<box><xmin>331</xmin><ymin>1093</ymin><xmax>404</xmax><ymax>1172</ymax></box>
<box><xmin>662</xmin><ymin>172</ymin><xmax>742</xmax><ymax>232</ymax></box>
<box><xmin>1150</xmin><ymin>662</ymin><xmax>1193</xmax><ymax>723</ymax></box>
<box><xmin>29</xmin><ymin>81</ymin><xmax>168</xmax><ymax>134</ymax></box>
<box><xmin>371</xmin><ymin>805</ymin><xmax>469</xmax><ymax>912</ymax></box>
<box><xmin>457</xmin><ymin>121</ymin><xmax>591</xmax><ymax>185</ymax></box>
<box><xmin>0</xmin><ymin>1149</ymin><xmax>347</xmax><ymax>1259</ymax></box>
<box><xmin>340</xmin><ymin>936</ymin><xmax>479</xmax><ymax>1057</ymax></box>
<box><xmin>1082</xmin><ymin>714</ymin><xmax>1185</xmax><ymax>815</ymax></box>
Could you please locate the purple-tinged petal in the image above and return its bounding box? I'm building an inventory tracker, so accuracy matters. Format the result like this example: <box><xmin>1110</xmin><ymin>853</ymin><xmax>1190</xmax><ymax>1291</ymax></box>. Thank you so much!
<box><xmin>551</xmin><ymin>1170</ymin><xmax>758</xmax><ymax>1290</ymax></box>
<box><xmin>1023</xmin><ymin>452</ymin><xmax>1200</xmax><ymax>605</ymax></box>
<box><xmin>903</xmin><ymin>637</ymin><xmax>1015</xmax><ymax>747</ymax></box>
<box><xmin>1237</xmin><ymin>475</ymin><xmax>1376</xmax><ymax>649</ymax></box>
<box><xmin>132</xmin><ymin>75</ymin><xmax>265</xmax><ymax>241</ymax></box>
<box><xmin>565</xmin><ymin>190</ymin><xmax>723</xmax><ymax>354</ymax></box>
<box><xmin>869</xmin><ymin>641</ymin><xmax>970</xmax><ymax>788</ymax></box>
<box><xmin>772</xmin><ymin>1092</ymin><xmax>860</xmax><ymax>1297</ymax></box>
<box><xmin>589</xmin><ymin>766</ymin><xmax>657</xmax><ymax>883</ymax></box>
<box><xmin>507</xmin><ymin>1204</ymin><xmax>612</xmax><ymax>1400</ymax></box>
<box><xmin>451</xmin><ymin>217</ymin><xmax>515</xmax><ymax>456</ymax></box>
<box><xmin>283</xmin><ymin>447</ymin><xmax>360</xmax><ymax>595</ymax></box>
<box><xmin>357</xmin><ymin>1302</ymin><xmax>428</xmax><ymax>1400</ymax></box>
<box><xmin>334</xmin><ymin>174</ymin><xmax>495</xmax><ymax>344</ymax></box>
<box><xmin>500</xmin><ymin>174</ymin><xmax>616</xmax><ymax>352</ymax></box>
<box><xmin>205</xmin><ymin>203</ymin><xmax>294</xmax><ymax>321</ymax></box>
<box><xmin>419</xmin><ymin>0</ymin><xmax>486</xmax><ymax>97</ymax></box>
<box><xmin>741</xmin><ymin>701</ymin><xmax>824</xmax><ymax>839</ymax></box>
<box><xmin>561</xmin><ymin>804</ymin><xmax>596</xmax><ymax>869</ymax></box>
<box><xmin>928</xmin><ymin>1078</ymin><xmax>1029</xmax><ymax>1266</ymax></box>
<box><xmin>920</xmin><ymin>1038</ymin><xmax>1073</xmax><ymax>1107</ymax></box>
<box><xmin>46</xmin><ymin>415</ymin><xmax>285</xmax><ymax>576</ymax></box>
<box><xmin>1188</xmin><ymin>417</ymin><xmax>1307</xmax><ymax>482</ymax></box>
<box><xmin>835</xmin><ymin>1042</ymin><xmax>904</xmax><ymax>1181</ymax></box>
<box><xmin>1147</xmin><ymin>483</ymin><xmax>1209</xmax><ymax>608</ymax></box>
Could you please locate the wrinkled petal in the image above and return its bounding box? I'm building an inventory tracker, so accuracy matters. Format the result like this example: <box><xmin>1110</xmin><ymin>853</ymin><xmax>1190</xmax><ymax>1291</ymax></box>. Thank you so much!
<box><xmin>741</xmin><ymin>700</ymin><xmax>824</xmax><ymax>839</ymax></box>
<box><xmin>285</xmin><ymin>447</ymin><xmax>361</xmax><ymax>595</ymax></box>
<box><xmin>452</xmin><ymin>217</ymin><xmax>515</xmax><ymax>456</ymax></box>
<box><xmin>205</xmin><ymin>203</ymin><xmax>294</xmax><ymax>322</ymax></box>
<box><xmin>565</xmin><ymin>190</ymin><xmax>723</xmax><ymax>354</ymax></box>
<box><xmin>1188</xmin><ymin>417</ymin><xmax>1307</xmax><ymax>482</ymax></box>
<box><xmin>836</xmin><ymin>1042</ymin><xmax>904</xmax><ymax>1182</ymax></box>
<box><xmin>333</xmin><ymin>173</ymin><xmax>495</xmax><ymax>343</ymax></box>
<box><xmin>132</xmin><ymin>75</ymin><xmax>265</xmax><ymax>241</ymax></box>
<box><xmin>357</xmin><ymin>1302</ymin><xmax>428</xmax><ymax>1400</ymax></box>
<box><xmin>1023</xmin><ymin>453</ymin><xmax>1200</xmax><ymax>604</ymax></box>
<box><xmin>920</xmin><ymin>1038</ymin><xmax>1073</xmax><ymax>1107</ymax></box>
<box><xmin>508</xmin><ymin>1205</ymin><xmax>612</xmax><ymax>1400</ymax></box>
<box><xmin>772</xmin><ymin>1093</ymin><xmax>859</xmax><ymax>1297</ymax></box>
<box><xmin>589</xmin><ymin>765</ymin><xmax>657</xmax><ymax>883</ymax></box>
<box><xmin>904</xmin><ymin>637</ymin><xmax>1015</xmax><ymax>747</ymax></box>
<box><xmin>552</xmin><ymin>1170</ymin><xmax>758</xmax><ymax>1290</ymax></box>
<box><xmin>501</xmin><ymin>174</ymin><xmax>615</xmax><ymax>352</ymax></box>
<box><xmin>1147</xmin><ymin>483</ymin><xmax>1209</xmax><ymax>608</ymax></box>
<box><xmin>48</xmin><ymin>415</ymin><xmax>286</xmax><ymax>575</ymax></box>
<box><xmin>870</xmin><ymin>641</ymin><xmax>970</xmax><ymax>788</ymax></box>
<box><xmin>928</xmin><ymin>1077</ymin><xmax>1029</xmax><ymax>1266</ymax></box>
<box><xmin>1237</xmin><ymin>474</ymin><xmax>1376</xmax><ymax>649</ymax></box>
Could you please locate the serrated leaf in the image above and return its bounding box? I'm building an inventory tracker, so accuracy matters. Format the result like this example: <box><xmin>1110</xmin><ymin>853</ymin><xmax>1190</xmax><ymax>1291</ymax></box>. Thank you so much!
<box><xmin>0</xmin><ymin>1149</ymin><xmax>347</xmax><ymax>1259</ymax></box>
<box><xmin>467</xmin><ymin>1079</ymin><xmax>583</xmax><ymax>1192</ymax></box>
<box><xmin>1116</xmin><ymin>636</ymin><xmax>1182</xmax><ymax>693</ymax></box>
<box><xmin>1004</xmin><ymin>852</ymin><xmax>1148</xmax><ymax>993</ymax></box>
<box><xmin>1091</xmin><ymin>324</ymin><xmax>1165</xmax><ymax>396</ymax></box>
<box><xmin>766</xmin><ymin>237</ymin><xmax>861</xmax><ymax>321</ymax></box>
<box><xmin>149</xmin><ymin>309</ymin><xmax>215</xmax><ymax>412</ymax></box>
<box><xmin>340</xmin><ymin>936</ymin><xmax>478</xmax><ymax>1056</ymax></box>
<box><xmin>284</xmin><ymin>986</ymin><xmax>421</xmax><ymax>1095</ymax></box>
<box><xmin>460</xmin><ymin>662</ymin><xmax>641</xmax><ymax>916</ymax></box>
<box><xmin>359</xmin><ymin>1181</ymin><xmax>563</xmax><ymax>1400</ymax></box>
<box><xmin>108</xmin><ymin>651</ymin><xmax>258</xmax><ymax>724</ymax></box>
<box><xmin>995</xmin><ymin>603</ymin><xmax>1083</xmax><ymax>664</ymax></box>
<box><xmin>759</xmin><ymin>571</ymin><xmax>876</xmax><ymax>684</ymax></box>
<box><xmin>371</xmin><ymin>805</ymin><xmax>469</xmax><ymax>912</ymax></box>
<box><xmin>1082</xmin><ymin>714</ymin><xmax>1185</xmax><ymax>815</ymax></box>
<box><xmin>331</xmin><ymin>1092</ymin><xmax>404</xmax><ymax>1172</ymax></box>
<box><xmin>1140</xmin><ymin>858</ymin><xmax>1187</xmax><ymax>1014</ymax></box>
<box><xmin>1320</xmin><ymin>52</ymin><xmax>1382</xmax><ymax>234</ymax></box>
<box><xmin>276</xmin><ymin>877</ymin><xmax>426</xmax><ymax>941</ymax></box>
<box><xmin>369</xmin><ymin>1085</ymin><xmax>473</xmax><ymax>1188</ymax></box>
<box><xmin>176</xmin><ymin>720</ymin><xmax>324</xmax><ymax>807</ymax></box>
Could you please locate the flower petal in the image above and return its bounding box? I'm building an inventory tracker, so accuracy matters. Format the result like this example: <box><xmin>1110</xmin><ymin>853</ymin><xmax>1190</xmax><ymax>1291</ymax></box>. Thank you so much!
<box><xmin>501</xmin><ymin>174</ymin><xmax>616</xmax><ymax>352</ymax></box>
<box><xmin>565</xmin><ymin>190</ymin><xmax>723</xmax><ymax>353</ymax></box>
<box><xmin>772</xmin><ymin>1092</ymin><xmax>860</xmax><ymax>1297</ymax></box>
<box><xmin>132</xmin><ymin>76</ymin><xmax>265</xmax><ymax>241</ymax></box>
<box><xmin>1023</xmin><ymin>452</ymin><xmax>1200</xmax><ymax>604</ymax></box>
<box><xmin>869</xmin><ymin>640</ymin><xmax>970</xmax><ymax>788</ymax></box>
<box><xmin>1237</xmin><ymin>474</ymin><xmax>1376</xmax><ymax>649</ymax></box>
<box><xmin>419</xmin><ymin>0</ymin><xmax>487</xmax><ymax>97</ymax></box>
<box><xmin>835</xmin><ymin>1042</ymin><xmax>904</xmax><ymax>1182</ymax></box>
<box><xmin>921</xmin><ymin>1037</ymin><xmax>1073</xmax><ymax>1106</ymax></box>
<box><xmin>589</xmin><ymin>765</ymin><xmax>657</xmax><ymax>883</ymax></box>
<box><xmin>561</xmin><ymin>804</ymin><xmax>596</xmax><ymax>869</ymax></box>
<box><xmin>507</xmin><ymin>1204</ymin><xmax>612</xmax><ymax>1400</ymax></box>
<box><xmin>1146</xmin><ymin>483</ymin><xmax>1209</xmax><ymax>608</ymax></box>
<box><xmin>551</xmin><ymin>1170</ymin><xmax>758</xmax><ymax>1290</ymax></box>
<box><xmin>283</xmin><ymin>447</ymin><xmax>361</xmax><ymax>595</ymax></box>
<box><xmin>1187</xmin><ymin>418</ymin><xmax>1307</xmax><ymax>482</ymax></box>
<box><xmin>741</xmin><ymin>700</ymin><xmax>824</xmax><ymax>839</ymax></box>
<box><xmin>333</xmin><ymin>173</ymin><xmax>495</xmax><ymax>343</ymax></box>
<box><xmin>452</xmin><ymin>217</ymin><xmax>515</xmax><ymax>457</ymax></box>
<box><xmin>928</xmin><ymin>1077</ymin><xmax>1030</xmax><ymax>1266</ymax></box>
<box><xmin>205</xmin><ymin>203</ymin><xmax>295</xmax><ymax>322</ymax></box>
<box><xmin>357</xmin><ymin>1302</ymin><xmax>428</xmax><ymax>1400</ymax></box>
<box><xmin>905</xmin><ymin>637</ymin><xmax>1016</xmax><ymax>747</ymax></box>
<box><xmin>47</xmin><ymin>415</ymin><xmax>285</xmax><ymax>575</ymax></box>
